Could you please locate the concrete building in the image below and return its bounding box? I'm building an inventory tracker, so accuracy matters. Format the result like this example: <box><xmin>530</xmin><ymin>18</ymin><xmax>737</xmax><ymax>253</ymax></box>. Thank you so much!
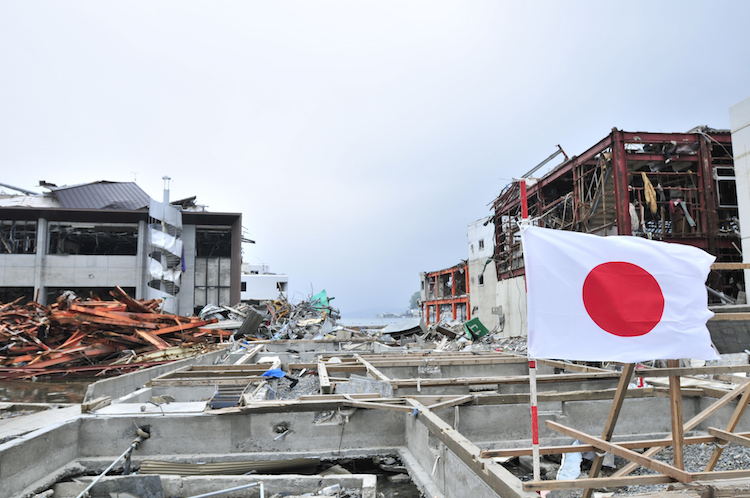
<box><xmin>467</xmin><ymin>217</ymin><xmax>502</xmax><ymax>332</ymax></box>
<box><xmin>0</xmin><ymin>180</ymin><xmax>242</xmax><ymax>316</ymax></box>
<box><xmin>420</xmin><ymin>261</ymin><xmax>470</xmax><ymax>325</ymax></box>
<box><xmin>240</xmin><ymin>264</ymin><xmax>289</xmax><ymax>302</ymax></box>
<box><xmin>490</xmin><ymin>127</ymin><xmax>740</xmax><ymax>337</ymax></box>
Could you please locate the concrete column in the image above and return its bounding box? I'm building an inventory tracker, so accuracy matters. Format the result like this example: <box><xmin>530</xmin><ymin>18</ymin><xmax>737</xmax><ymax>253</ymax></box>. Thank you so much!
<box><xmin>730</xmin><ymin>97</ymin><xmax>750</xmax><ymax>291</ymax></box>
<box><xmin>135</xmin><ymin>219</ymin><xmax>148</xmax><ymax>299</ymax></box>
<box><xmin>33</xmin><ymin>217</ymin><xmax>47</xmax><ymax>304</ymax></box>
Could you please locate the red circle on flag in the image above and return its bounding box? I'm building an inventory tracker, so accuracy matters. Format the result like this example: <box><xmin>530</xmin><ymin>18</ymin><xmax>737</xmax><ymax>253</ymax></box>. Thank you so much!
<box><xmin>582</xmin><ymin>261</ymin><xmax>664</xmax><ymax>337</ymax></box>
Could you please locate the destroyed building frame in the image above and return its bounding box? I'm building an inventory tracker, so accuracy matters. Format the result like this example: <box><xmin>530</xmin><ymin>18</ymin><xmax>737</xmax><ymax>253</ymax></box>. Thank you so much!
<box><xmin>491</xmin><ymin>127</ymin><xmax>741</xmax><ymax>302</ymax></box>
<box><xmin>420</xmin><ymin>261</ymin><xmax>470</xmax><ymax>326</ymax></box>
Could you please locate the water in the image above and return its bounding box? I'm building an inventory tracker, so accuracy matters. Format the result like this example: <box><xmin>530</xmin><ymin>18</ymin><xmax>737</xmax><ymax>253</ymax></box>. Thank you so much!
<box><xmin>338</xmin><ymin>317</ymin><xmax>414</xmax><ymax>328</ymax></box>
<box><xmin>0</xmin><ymin>378</ymin><xmax>91</xmax><ymax>404</ymax></box>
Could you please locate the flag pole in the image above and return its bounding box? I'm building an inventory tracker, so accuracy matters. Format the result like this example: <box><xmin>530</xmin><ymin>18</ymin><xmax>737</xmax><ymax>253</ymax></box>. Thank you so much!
<box><xmin>518</xmin><ymin>178</ymin><xmax>541</xmax><ymax>481</ymax></box>
<box><xmin>529</xmin><ymin>358</ymin><xmax>541</xmax><ymax>482</ymax></box>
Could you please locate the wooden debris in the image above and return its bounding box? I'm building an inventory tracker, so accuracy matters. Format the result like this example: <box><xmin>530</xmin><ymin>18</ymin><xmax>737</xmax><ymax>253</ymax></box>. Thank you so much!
<box><xmin>0</xmin><ymin>288</ymin><xmax>229</xmax><ymax>379</ymax></box>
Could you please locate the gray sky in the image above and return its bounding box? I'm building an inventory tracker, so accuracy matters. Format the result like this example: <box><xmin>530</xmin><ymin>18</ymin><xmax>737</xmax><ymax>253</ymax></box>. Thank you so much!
<box><xmin>1</xmin><ymin>1</ymin><xmax>749</xmax><ymax>317</ymax></box>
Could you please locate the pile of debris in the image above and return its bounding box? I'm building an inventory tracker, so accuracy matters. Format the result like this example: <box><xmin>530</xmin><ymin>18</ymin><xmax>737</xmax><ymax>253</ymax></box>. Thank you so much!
<box><xmin>0</xmin><ymin>287</ymin><xmax>230</xmax><ymax>379</ymax></box>
<box><xmin>225</xmin><ymin>290</ymin><xmax>356</xmax><ymax>341</ymax></box>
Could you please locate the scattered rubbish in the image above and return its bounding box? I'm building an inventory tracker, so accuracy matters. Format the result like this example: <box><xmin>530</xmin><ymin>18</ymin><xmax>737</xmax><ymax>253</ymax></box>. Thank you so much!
<box><xmin>556</xmin><ymin>441</ymin><xmax>583</xmax><ymax>480</ymax></box>
<box><xmin>380</xmin><ymin>318</ymin><xmax>427</xmax><ymax>340</ymax></box>
<box><xmin>464</xmin><ymin>317</ymin><xmax>489</xmax><ymax>340</ymax></box>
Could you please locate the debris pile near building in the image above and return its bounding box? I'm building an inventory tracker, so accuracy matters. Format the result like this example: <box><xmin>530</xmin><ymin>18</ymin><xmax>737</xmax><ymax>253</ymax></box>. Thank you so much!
<box><xmin>227</xmin><ymin>290</ymin><xmax>353</xmax><ymax>341</ymax></box>
<box><xmin>0</xmin><ymin>287</ymin><xmax>230</xmax><ymax>379</ymax></box>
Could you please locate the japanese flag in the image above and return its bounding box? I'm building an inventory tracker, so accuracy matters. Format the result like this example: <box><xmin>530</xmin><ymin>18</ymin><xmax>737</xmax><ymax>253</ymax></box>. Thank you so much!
<box><xmin>521</xmin><ymin>226</ymin><xmax>719</xmax><ymax>362</ymax></box>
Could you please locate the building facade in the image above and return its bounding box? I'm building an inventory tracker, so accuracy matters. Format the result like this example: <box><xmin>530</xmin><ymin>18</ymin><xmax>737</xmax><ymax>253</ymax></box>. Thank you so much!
<box><xmin>467</xmin><ymin>217</ymin><xmax>502</xmax><ymax>332</ymax></box>
<box><xmin>0</xmin><ymin>181</ymin><xmax>242</xmax><ymax>316</ymax></box>
<box><xmin>420</xmin><ymin>261</ymin><xmax>470</xmax><ymax>326</ymax></box>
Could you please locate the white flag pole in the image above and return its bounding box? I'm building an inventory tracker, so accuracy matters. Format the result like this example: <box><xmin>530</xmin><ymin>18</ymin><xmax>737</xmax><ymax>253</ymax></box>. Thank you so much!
<box><xmin>518</xmin><ymin>178</ymin><xmax>541</xmax><ymax>482</ymax></box>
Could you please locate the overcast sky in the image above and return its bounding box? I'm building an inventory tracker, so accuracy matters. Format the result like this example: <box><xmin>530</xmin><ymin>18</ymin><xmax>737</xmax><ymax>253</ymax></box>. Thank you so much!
<box><xmin>1</xmin><ymin>1</ymin><xmax>749</xmax><ymax>317</ymax></box>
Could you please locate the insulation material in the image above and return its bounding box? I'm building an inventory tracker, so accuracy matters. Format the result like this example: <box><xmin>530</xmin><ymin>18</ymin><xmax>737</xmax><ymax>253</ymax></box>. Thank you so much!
<box><xmin>149</xmin><ymin>199</ymin><xmax>182</xmax><ymax>228</ymax></box>
<box><xmin>149</xmin><ymin>259</ymin><xmax>182</xmax><ymax>285</ymax></box>
<box><xmin>149</xmin><ymin>229</ymin><xmax>183</xmax><ymax>257</ymax></box>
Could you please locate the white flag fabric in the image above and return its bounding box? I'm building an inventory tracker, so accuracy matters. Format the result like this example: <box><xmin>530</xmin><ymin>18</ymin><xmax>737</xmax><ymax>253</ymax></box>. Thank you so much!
<box><xmin>521</xmin><ymin>226</ymin><xmax>718</xmax><ymax>362</ymax></box>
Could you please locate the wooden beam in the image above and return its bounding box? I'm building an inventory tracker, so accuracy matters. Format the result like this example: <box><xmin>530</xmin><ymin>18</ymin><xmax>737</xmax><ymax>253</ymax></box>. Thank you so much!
<box><xmin>582</xmin><ymin>363</ymin><xmax>635</xmax><ymax>498</ymax></box>
<box><xmin>353</xmin><ymin>354</ymin><xmax>391</xmax><ymax>382</ymax></box>
<box><xmin>635</xmin><ymin>365</ymin><xmax>750</xmax><ymax>376</ymax></box>
<box><xmin>668</xmin><ymin>359</ymin><xmax>685</xmax><ymax>470</ymax></box>
<box><xmin>234</xmin><ymin>345</ymin><xmax>263</xmax><ymax>365</ymax></box>
<box><xmin>482</xmin><ymin>433</ymin><xmax>750</xmax><ymax>458</ymax></box>
<box><xmin>523</xmin><ymin>468</ymin><xmax>750</xmax><ymax>491</ymax></box>
<box><xmin>318</xmin><ymin>360</ymin><xmax>331</xmax><ymax>394</ymax></box>
<box><xmin>537</xmin><ymin>359</ymin><xmax>611</xmax><ymax>373</ymax></box>
<box><xmin>612</xmin><ymin>378</ymin><xmax>750</xmax><ymax>478</ymax></box>
<box><xmin>428</xmin><ymin>394</ymin><xmax>475</xmax><ymax>411</ymax></box>
<box><xmin>710</xmin><ymin>313</ymin><xmax>750</xmax><ymax>321</ymax></box>
<box><xmin>342</xmin><ymin>400</ymin><xmax>413</xmax><ymax>413</ymax></box>
<box><xmin>391</xmin><ymin>371</ymin><xmax>621</xmax><ymax>388</ymax></box>
<box><xmin>405</xmin><ymin>399</ymin><xmax>538</xmax><ymax>498</ymax></box>
<box><xmin>705</xmin><ymin>381</ymin><xmax>750</xmax><ymax>471</ymax></box>
<box><xmin>545</xmin><ymin>420</ymin><xmax>692</xmax><ymax>483</ymax></box>
<box><xmin>475</xmin><ymin>387</ymin><xmax>660</xmax><ymax>405</ymax></box>
<box><xmin>367</xmin><ymin>356</ymin><xmax>528</xmax><ymax>367</ymax></box>
<box><xmin>711</xmin><ymin>262</ymin><xmax>750</xmax><ymax>270</ymax></box>
<box><xmin>708</xmin><ymin>427</ymin><xmax>750</xmax><ymax>448</ymax></box>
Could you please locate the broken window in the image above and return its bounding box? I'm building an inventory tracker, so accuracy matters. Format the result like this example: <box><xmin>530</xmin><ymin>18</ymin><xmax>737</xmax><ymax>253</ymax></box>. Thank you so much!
<box><xmin>0</xmin><ymin>220</ymin><xmax>36</xmax><ymax>254</ymax></box>
<box><xmin>196</xmin><ymin>228</ymin><xmax>232</xmax><ymax>257</ymax></box>
<box><xmin>0</xmin><ymin>287</ymin><xmax>34</xmax><ymax>303</ymax></box>
<box><xmin>715</xmin><ymin>167</ymin><xmax>738</xmax><ymax>208</ymax></box>
<box><xmin>194</xmin><ymin>228</ymin><xmax>233</xmax><ymax>308</ymax></box>
<box><xmin>454</xmin><ymin>270</ymin><xmax>466</xmax><ymax>295</ymax></box>
<box><xmin>478</xmin><ymin>239</ymin><xmax>484</xmax><ymax>250</ymax></box>
<box><xmin>478</xmin><ymin>274</ymin><xmax>484</xmax><ymax>286</ymax></box>
<box><xmin>47</xmin><ymin>223</ymin><xmax>138</xmax><ymax>255</ymax></box>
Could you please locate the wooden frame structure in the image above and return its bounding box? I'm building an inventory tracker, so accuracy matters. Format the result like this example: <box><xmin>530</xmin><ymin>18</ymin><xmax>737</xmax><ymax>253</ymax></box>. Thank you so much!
<box><xmin>159</xmin><ymin>350</ymin><xmax>750</xmax><ymax>497</ymax></box>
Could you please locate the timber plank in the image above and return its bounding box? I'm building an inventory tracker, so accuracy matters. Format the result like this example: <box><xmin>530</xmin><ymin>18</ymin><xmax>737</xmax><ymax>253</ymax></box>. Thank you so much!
<box><xmin>545</xmin><ymin>420</ymin><xmax>692</xmax><ymax>482</ymax></box>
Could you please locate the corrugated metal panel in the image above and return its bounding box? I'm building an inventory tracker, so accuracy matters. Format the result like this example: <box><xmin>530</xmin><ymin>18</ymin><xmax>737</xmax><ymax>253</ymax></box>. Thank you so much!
<box><xmin>50</xmin><ymin>181</ymin><xmax>151</xmax><ymax>210</ymax></box>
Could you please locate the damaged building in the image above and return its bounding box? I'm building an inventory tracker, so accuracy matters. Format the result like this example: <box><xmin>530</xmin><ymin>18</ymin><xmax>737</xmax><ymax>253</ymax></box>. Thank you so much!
<box><xmin>420</xmin><ymin>261</ymin><xmax>470</xmax><ymax>325</ymax></box>
<box><xmin>490</xmin><ymin>126</ymin><xmax>743</xmax><ymax>337</ymax></box>
<box><xmin>0</xmin><ymin>180</ymin><xmax>242</xmax><ymax>316</ymax></box>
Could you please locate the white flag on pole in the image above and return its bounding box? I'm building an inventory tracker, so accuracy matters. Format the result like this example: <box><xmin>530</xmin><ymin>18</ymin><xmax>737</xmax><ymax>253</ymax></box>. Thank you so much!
<box><xmin>521</xmin><ymin>226</ymin><xmax>718</xmax><ymax>362</ymax></box>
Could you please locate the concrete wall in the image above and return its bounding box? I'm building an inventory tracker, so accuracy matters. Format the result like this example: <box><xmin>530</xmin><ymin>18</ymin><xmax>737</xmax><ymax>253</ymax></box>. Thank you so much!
<box><xmin>42</xmin><ymin>255</ymin><xmax>139</xmax><ymax>288</ymax></box>
<box><xmin>496</xmin><ymin>275</ymin><xmax>528</xmax><ymax>337</ymax></box>
<box><xmin>468</xmin><ymin>218</ymin><xmax>500</xmax><ymax>331</ymax></box>
<box><xmin>0</xmin><ymin>254</ymin><xmax>36</xmax><ymax>286</ymax></box>
<box><xmin>8</xmin><ymin>391</ymin><xmax>750</xmax><ymax>498</ymax></box>
<box><xmin>179</xmin><ymin>224</ymin><xmax>197</xmax><ymax>316</ymax></box>
<box><xmin>0</xmin><ymin>418</ymin><xmax>82</xmax><ymax>498</ymax></box>
<box><xmin>83</xmin><ymin>347</ymin><xmax>229</xmax><ymax>403</ymax></box>
<box><xmin>730</xmin><ymin>97</ymin><xmax>750</xmax><ymax>290</ymax></box>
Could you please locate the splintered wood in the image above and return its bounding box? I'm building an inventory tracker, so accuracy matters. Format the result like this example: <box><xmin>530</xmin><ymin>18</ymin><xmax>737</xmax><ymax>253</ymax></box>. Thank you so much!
<box><xmin>0</xmin><ymin>287</ymin><xmax>231</xmax><ymax>379</ymax></box>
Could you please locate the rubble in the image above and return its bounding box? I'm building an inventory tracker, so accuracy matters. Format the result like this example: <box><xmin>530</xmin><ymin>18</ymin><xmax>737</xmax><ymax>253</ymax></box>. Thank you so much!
<box><xmin>0</xmin><ymin>287</ymin><xmax>230</xmax><ymax>379</ymax></box>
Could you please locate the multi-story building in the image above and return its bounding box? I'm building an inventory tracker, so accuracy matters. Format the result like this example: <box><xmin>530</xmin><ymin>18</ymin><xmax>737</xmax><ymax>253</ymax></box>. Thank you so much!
<box><xmin>420</xmin><ymin>261</ymin><xmax>470</xmax><ymax>326</ymax></box>
<box><xmin>240</xmin><ymin>264</ymin><xmax>289</xmax><ymax>303</ymax></box>
<box><xmin>0</xmin><ymin>180</ymin><xmax>242</xmax><ymax>316</ymax></box>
